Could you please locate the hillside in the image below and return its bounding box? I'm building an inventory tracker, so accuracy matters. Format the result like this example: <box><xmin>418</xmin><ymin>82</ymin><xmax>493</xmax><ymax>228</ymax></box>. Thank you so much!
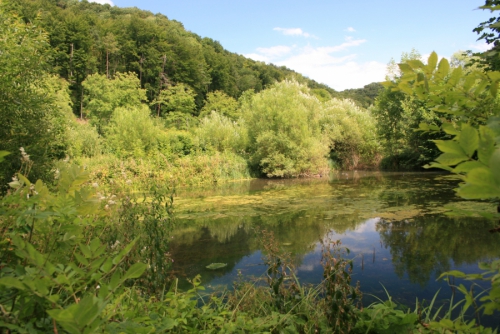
<box><xmin>3</xmin><ymin>0</ymin><xmax>379</xmax><ymax>114</ymax></box>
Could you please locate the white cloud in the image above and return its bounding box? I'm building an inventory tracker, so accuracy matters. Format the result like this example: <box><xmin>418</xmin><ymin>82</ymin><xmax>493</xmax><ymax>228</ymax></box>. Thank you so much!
<box><xmin>345</xmin><ymin>27</ymin><xmax>356</xmax><ymax>32</ymax></box>
<box><xmin>88</xmin><ymin>0</ymin><xmax>114</xmax><ymax>5</ymax></box>
<box><xmin>273</xmin><ymin>27</ymin><xmax>317</xmax><ymax>39</ymax></box>
<box><xmin>256</xmin><ymin>45</ymin><xmax>293</xmax><ymax>58</ymax></box>
<box><xmin>469</xmin><ymin>42</ymin><xmax>491</xmax><ymax>52</ymax></box>
<box><xmin>244</xmin><ymin>53</ymin><xmax>270</xmax><ymax>62</ymax></box>
<box><xmin>279</xmin><ymin>55</ymin><xmax>386</xmax><ymax>91</ymax></box>
<box><xmin>245</xmin><ymin>37</ymin><xmax>386</xmax><ymax>90</ymax></box>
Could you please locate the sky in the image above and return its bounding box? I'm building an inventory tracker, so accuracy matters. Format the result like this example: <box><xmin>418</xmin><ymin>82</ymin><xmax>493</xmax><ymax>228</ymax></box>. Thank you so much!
<box><xmin>91</xmin><ymin>0</ymin><xmax>493</xmax><ymax>91</ymax></box>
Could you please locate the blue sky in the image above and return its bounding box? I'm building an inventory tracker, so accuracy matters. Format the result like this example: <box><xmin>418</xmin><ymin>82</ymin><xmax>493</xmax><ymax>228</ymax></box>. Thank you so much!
<box><xmin>93</xmin><ymin>0</ymin><xmax>493</xmax><ymax>91</ymax></box>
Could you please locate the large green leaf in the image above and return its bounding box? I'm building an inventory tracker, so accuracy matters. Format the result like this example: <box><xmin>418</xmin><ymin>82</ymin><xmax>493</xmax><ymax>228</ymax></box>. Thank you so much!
<box><xmin>452</xmin><ymin>161</ymin><xmax>484</xmax><ymax>173</ymax></box>
<box><xmin>123</xmin><ymin>263</ymin><xmax>147</xmax><ymax>280</ymax></box>
<box><xmin>490</xmin><ymin>148</ymin><xmax>500</xmax><ymax>186</ymax></box>
<box><xmin>458</xmin><ymin>168</ymin><xmax>500</xmax><ymax>199</ymax></box>
<box><xmin>478</xmin><ymin>126</ymin><xmax>496</xmax><ymax>165</ymax></box>
<box><xmin>435</xmin><ymin>152</ymin><xmax>468</xmax><ymax>166</ymax></box>
<box><xmin>426</xmin><ymin>52</ymin><xmax>438</xmax><ymax>74</ymax></box>
<box><xmin>458</xmin><ymin>124</ymin><xmax>479</xmax><ymax>158</ymax></box>
<box><xmin>432</xmin><ymin>140</ymin><xmax>465</xmax><ymax>155</ymax></box>
<box><xmin>436</xmin><ymin>58</ymin><xmax>450</xmax><ymax>79</ymax></box>
<box><xmin>0</xmin><ymin>151</ymin><xmax>9</xmax><ymax>163</ymax></box>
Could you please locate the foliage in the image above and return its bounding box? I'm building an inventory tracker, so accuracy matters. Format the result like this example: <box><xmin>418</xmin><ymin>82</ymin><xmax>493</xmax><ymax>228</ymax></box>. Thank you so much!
<box><xmin>242</xmin><ymin>80</ymin><xmax>329</xmax><ymax>177</ymax></box>
<box><xmin>67</xmin><ymin>120</ymin><xmax>103</xmax><ymax>159</ymax></box>
<box><xmin>82</xmin><ymin>72</ymin><xmax>147</xmax><ymax>131</ymax></box>
<box><xmin>153</xmin><ymin>83</ymin><xmax>197</xmax><ymax>118</ymax></box>
<box><xmin>199</xmin><ymin>90</ymin><xmax>240</xmax><ymax>120</ymax></box>
<box><xmin>0</xmin><ymin>7</ymin><xmax>71</xmax><ymax>187</ymax></box>
<box><xmin>390</xmin><ymin>50</ymin><xmax>500</xmax><ymax>331</ymax></box>
<box><xmin>5</xmin><ymin>0</ymin><xmax>340</xmax><ymax>117</ymax></box>
<box><xmin>195</xmin><ymin>111</ymin><xmax>248</xmax><ymax>154</ymax></box>
<box><xmin>338</xmin><ymin>82</ymin><xmax>385</xmax><ymax>108</ymax></box>
<box><xmin>320</xmin><ymin>98</ymin><xmax>381</xmax><ymax>169</ymax></box>
<box><xmin>0</xmin><ymin>165</ymin><xmax>147</xmax><ymax>333</ymax></box>
<box><xmin>104</xmin><ymin>105</ymin><xmax>161</xmax><ymax>158</ymax></box>
<box><xmin>107</xmin><ymin>183</ymin><xmax>175</xmax><ymax>296</ymax></box>
<box><xmin>373</xmin><ymin>50</ymin><xmax>444</xmax><ymax>170</ymax></box>
<box><xmin>473</xmin><ymin>0</ymin><xmax>500</xmax><ymax>71</ymax></box>
<box><xmin>157</xmin><ymin>129</ymin><xmax>197</xmax><ymax>158</ymax></box>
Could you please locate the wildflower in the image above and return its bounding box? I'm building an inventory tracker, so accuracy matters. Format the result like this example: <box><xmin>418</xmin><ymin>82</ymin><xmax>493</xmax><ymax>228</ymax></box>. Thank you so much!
<box><xmin>126</xmin><ymin>179</ymin><xmax>132</xmax><ymax>185</ymax></box>
<box><xmin>111</xmin><ymin>240</ymin><xmax>121</xmax><ymax>250</ymax></box>
<box><xmin>54</xmin><ymin>169</ymin><xmax>60</xmax><ymax>180</ymax></box>
<box><xmin>92</xmin><ymin>182</ymin><xmax>99</xmax><ymax>188</ymax></box>
<box><xmin>19</xmin><ymin>147</ymin><xmax>30</xmax><ymax>162</ymax></box>
<box><xmin>107</xmin><ymin>200</ymin><xmax>116</xmax><ymax>205</ymax></box>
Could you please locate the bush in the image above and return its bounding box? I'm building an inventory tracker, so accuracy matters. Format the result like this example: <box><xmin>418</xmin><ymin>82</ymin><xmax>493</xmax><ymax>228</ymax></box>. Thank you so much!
<box><xmin>320</xmin><ymin>99</ymin><xmax>381</xmax><ymax>169</ymax></box>
<box><xmin>241</xmin><ymin>80</ymin><xmax>329</xmax><ymax>177</ymax></box>
<box><xmin>104</xmin><ymin>105</ymin><xmax>162</xmax><ymax>158</ymax></box>
<box><xmin>195</xmin><ymin>111</ymin><xmax>248</xmax><ymax>153</ymax></box>
<box><xmin>67</xmin><ymin>120</ymin><xmax>103</xmax><ymax>158</ymax></box>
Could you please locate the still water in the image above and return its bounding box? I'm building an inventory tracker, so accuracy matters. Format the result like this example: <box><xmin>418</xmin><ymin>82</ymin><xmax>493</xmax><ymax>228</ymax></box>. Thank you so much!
<box><xmin>169</xmin><ymin>171</ymin><xmax>500</xmax><ymax>323</ymax></box>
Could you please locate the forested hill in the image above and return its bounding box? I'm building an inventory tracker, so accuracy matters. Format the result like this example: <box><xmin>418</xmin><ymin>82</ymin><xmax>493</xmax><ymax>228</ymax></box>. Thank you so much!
<box><xmin>5</xmin><ymin>0</ymin><xmax>382</xmax><ymax>114</ymax></box>
<box><xmin>4</xmin><ymin>0</ymin><xmax>368</xmax><ymax>114</ymax></box>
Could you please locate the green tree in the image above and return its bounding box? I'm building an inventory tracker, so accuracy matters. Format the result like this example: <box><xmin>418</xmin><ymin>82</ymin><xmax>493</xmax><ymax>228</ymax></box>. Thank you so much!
<box><xmin>104</xmin><ymin>105</ymin><xmax>161</xmax><ymax>158</ymax></box>
<box><xmin>152</xmin><ymin>83</ymin><xmax>197</xmax><ymax>117</ymax></box>
<box><xmin>373</xmin><ymin>50</ymin><xmax>443</xmax><ymax>170</ymax></box>
<box><xmin>195</xmin><ymin>112</ymin><xmax>247</xmax><ymax>153</ymax></box>
<box><xmin>199</xmin><ymin>91</ymin><xmax>239</xmax><ymax>120</ymax></box>
<box><xmin>473</xmin><ymin>0</ymin><xmax>500</xmax><ymax>70</ymax></box>
<box><xmin>241</xmin><ymin>80</ymin><xmax>329</xmax><ymax>177</ymax></box>
<box><xmin>320</xmin><ymin>99</ymin><xmax>380</xmax><ymax>169</ymax></box>
<box><xmin>0</xmin><ymin>6</ymin><xmax>70</xmax><ymax>187</ymax></box>
<box><xmin>82</xmin><ymin>72</ymin><xmax>146</xmax><ymax>131</ymax></box>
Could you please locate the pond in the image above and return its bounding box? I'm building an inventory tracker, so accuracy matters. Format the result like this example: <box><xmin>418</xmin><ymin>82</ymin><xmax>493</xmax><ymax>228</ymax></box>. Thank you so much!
<box><xmin>169</xmin><ymin>171</ymin><xmax>500</xmax><ymax>324</ymax></box>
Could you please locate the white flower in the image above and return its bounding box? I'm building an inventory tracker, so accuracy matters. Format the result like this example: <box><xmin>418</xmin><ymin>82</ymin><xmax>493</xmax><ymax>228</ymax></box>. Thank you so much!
<box><xmin>92</xmin><ymin>183</ymin><xmax>99</xmax><ymax>188</ymax></box>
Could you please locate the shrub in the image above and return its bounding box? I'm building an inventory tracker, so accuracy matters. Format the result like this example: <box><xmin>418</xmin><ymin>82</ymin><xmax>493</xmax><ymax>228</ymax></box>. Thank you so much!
<box><xmin>241</xmin><ymin>80</ymin><xmax>329</xmax><ymax>177</ymax></box>
<box><xmin>104</xmin><ymin>105</ymin><xmax>161</xmax><ymax>158</ymax></box>
<box><xmin>320</xmin><ymin>98</ymin><xmax>381</xmax><ymax>169</ymax></box>
<box><xmin>195</xmin><ymin>111</ymin><xmax>248</xmax><ymax>153</ymax></box>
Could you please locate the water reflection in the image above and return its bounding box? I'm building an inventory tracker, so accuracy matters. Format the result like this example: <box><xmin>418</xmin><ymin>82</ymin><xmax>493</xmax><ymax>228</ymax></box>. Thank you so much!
<box><xmin>170</xmin><ymin>172</ymin><xmax>500</xmax><ymax>317</ymax></box>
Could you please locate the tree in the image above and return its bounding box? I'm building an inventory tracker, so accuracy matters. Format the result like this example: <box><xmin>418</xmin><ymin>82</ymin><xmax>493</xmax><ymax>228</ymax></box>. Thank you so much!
<box><xmin>104</xmin><ymin>105</ymin><xmax>160</xmax><ymax>158</ymax></box>
<box><xmin>320</xmin><ymin>99</ymin><xmax>380</xmax><ymax>169</ymax></box>
<box><xmin>152</xmin><ymin>83</ymin><xmax>197</xmax><ymax>117</ymax></box>
<box><xmin>101</xmin><ymin>32</ymin><xmax>119</xmax><ymax>79</ymax></box>
<box><xmin>0</xmin><ymin>6</ymin><xmax>70</xmax><ymax>187</ymax></box>
<box><xmin>473</xmin><ymin>0</ymin><xmax>500</xmax><ymax>70</ymax></box>
<box><xmin>82</xmin><ymin>72</ymin><xmax>146</xmax><ymax>131</ymax></box>
<box><xmin>241</xmin><ymin>80</ymin><xmax>329</xmax><ymax>177</ymax></box>
<box><xmin>373</xmin><ymin>49</ymin><xmax>443</xmax><ymax>170</ymax></box>
<box><xmin>199</xmin><ymin>91</ymin><xmax>239</xmax><ymax>120</ymax></box>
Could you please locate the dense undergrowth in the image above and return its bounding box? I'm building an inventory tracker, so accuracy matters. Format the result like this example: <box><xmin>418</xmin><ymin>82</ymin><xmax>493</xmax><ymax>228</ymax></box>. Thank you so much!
<box><xmin>0</xmin><ymin>162</ymin><xmax>499</xmax><ymax>333</ymax></box>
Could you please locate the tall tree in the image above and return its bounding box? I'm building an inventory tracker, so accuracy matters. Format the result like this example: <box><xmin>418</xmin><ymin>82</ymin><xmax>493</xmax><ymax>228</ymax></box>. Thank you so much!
<box><xmin>0</xmin><ymin>6</ymin><xmax>70</xmax><ymax>187</ymax></box>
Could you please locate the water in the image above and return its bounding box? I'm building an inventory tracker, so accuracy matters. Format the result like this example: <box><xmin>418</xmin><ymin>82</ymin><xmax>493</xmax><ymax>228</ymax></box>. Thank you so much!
<box><xmin>169</xmin><ymin>171</ymin><xmax>500</xmax><ymax>325</ymax></box>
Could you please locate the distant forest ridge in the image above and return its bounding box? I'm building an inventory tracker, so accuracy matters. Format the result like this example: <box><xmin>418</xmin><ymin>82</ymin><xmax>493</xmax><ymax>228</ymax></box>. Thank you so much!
<box><xmin>6</xmin><ymin>0</ymin><xmax>383</xmax><ymax>113</ymax></box>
